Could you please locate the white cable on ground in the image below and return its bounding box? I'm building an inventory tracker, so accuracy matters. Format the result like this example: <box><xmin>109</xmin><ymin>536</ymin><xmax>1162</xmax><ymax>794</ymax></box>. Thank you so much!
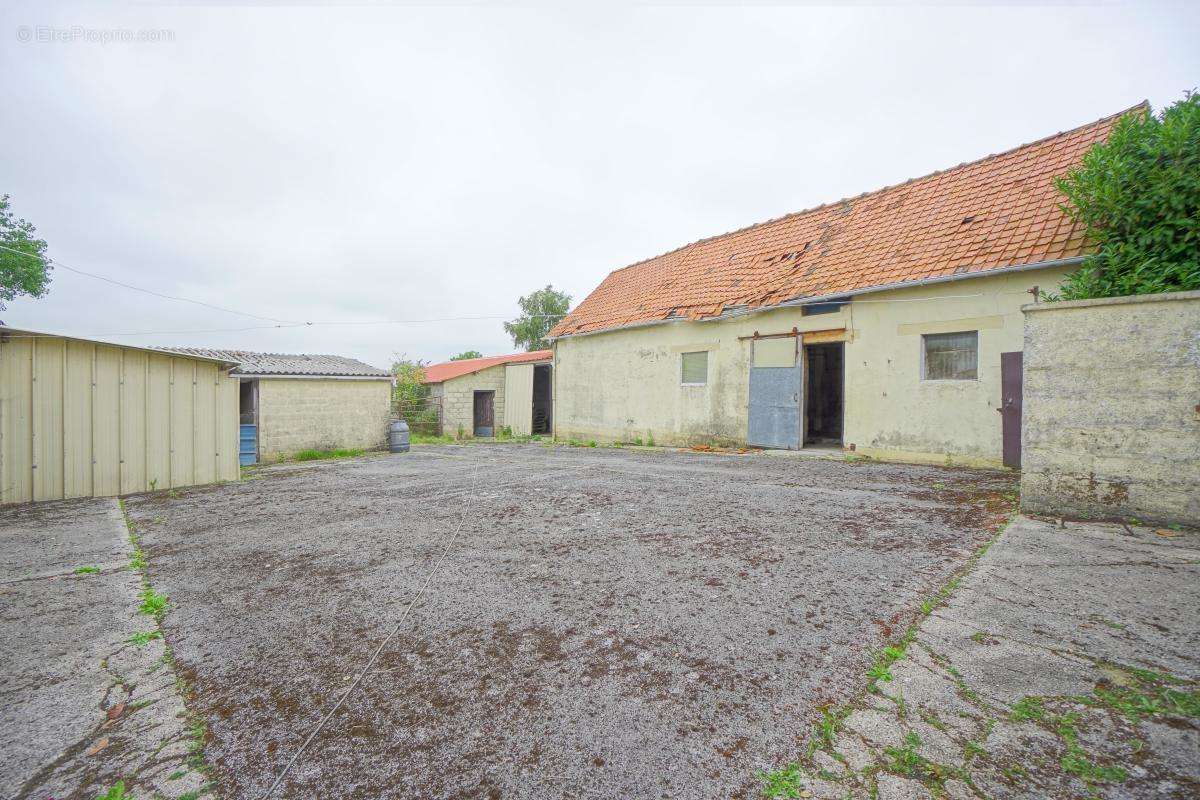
<box><xmin>259</xmin><ymin>460</ymin><xmax>482</xmax><ymax>799</ymax></box>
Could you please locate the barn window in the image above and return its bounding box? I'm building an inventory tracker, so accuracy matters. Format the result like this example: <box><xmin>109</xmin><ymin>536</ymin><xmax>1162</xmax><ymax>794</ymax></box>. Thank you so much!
<box><xmin>681</xmin><ymin>351</ymin><xmax>708</xmax><ymax>385</ymax></box>
<box><xmin>801</xmin><ymin>301</ymin><xmax>846</xmax><ymax>316</ymax></box>
<box><xmin>922</xmin><ymin>331</ymin><xmax>978</xmax><ymax>380</ymax></box>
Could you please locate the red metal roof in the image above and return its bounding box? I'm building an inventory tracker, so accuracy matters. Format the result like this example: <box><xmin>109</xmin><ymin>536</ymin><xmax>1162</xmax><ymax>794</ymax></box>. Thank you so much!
<box><xmin>550</xmin><ymin>105</ymin><xmax>1143</xmax><ymax>339</ymax></box>
<box><xmin>422</xmin><ymin>350</ymin><xmax>552</xmax><ymax>383</ymax></box>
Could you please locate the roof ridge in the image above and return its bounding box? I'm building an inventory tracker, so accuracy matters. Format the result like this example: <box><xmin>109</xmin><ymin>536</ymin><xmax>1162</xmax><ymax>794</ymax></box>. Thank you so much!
<box><xmin>161</xmin><ymin>346</ymin><xmax>373</xmax><ymax>361</ymax></box>
<box><xmin>602</xmin><ymin>102</ymin><xmax>1146</xmax><ymax>279</ymax></box>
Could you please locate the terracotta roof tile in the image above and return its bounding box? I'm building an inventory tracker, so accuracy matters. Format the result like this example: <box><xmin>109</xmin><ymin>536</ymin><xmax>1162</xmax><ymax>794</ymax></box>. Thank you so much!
<box><xmin>422</xmin><ymin>350</ymin><xmax>552</xmax><ymax>383</ymax></box>
<box><xmin>551</xmin><ymin>105</ymin><xmax>1143</xmax><ymax>338</ymax></box>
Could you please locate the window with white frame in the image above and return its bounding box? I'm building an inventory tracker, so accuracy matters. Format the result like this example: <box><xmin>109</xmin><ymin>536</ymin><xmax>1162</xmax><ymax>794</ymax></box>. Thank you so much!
<box><xmin>680</xmin><ymin>351</ymin><xmax>708</xmax><ymax>385</ymax></box>
<box><xmin>922</xmin><ymin>331</ymin><xmax>978</xmax><ymax>380</ymax></box>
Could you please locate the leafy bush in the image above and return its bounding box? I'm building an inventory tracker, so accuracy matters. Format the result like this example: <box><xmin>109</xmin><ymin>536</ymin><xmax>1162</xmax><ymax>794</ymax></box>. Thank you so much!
<box><xmin>390</xmin><ymin>356</ymin><xmax>442</xmax><ymax>434</ymax></box>
<box><xmin>1053</xmin><ymin>92</ymin><xmax>1200</xmax><ymax>300</ymax></box>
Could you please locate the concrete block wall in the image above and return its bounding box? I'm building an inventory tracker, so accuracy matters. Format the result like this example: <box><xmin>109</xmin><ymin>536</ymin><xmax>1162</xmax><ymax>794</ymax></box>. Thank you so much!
<box><xmin>440</xmin><ymin>365</ymin><xmax>506</xmax><ymax>438</ymax></box>
<box><xmin>257</xmin><ymin>378</ymin><xmax>392</xmax><ymax>459</ymax></box>
<box><xmin>1021</xmin><ymin>290</ymin><xmax>1200</xmax><ymax>526</ymax></box>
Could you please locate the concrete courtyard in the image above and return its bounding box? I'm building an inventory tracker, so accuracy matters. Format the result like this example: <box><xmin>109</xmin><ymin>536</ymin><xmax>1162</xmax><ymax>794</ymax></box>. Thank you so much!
<box><xmin>5</xmin><ymin>444</ymin><xmax>1195</xmax><ymax>799</ymax></box>
<box><xmin>120</xmin><ymin>444</ymin><xmax>1014</xmax><ymax>799</ymax></box>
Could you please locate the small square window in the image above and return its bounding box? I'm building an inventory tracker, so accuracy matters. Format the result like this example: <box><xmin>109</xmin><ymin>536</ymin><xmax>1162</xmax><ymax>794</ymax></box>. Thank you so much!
<box><xmin>681</xmin><ymin>351</ymin><xmax>708</xmax><ymax>385</ymax></box>
<box><xmin>923</xmin><ymin>331</ymin><xmax>978</xmax><ymax>380</ymax></box>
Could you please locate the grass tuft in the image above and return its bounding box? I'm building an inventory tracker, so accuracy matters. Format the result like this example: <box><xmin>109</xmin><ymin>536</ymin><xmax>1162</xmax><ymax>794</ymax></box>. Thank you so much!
<box><xmin>94</xmin><ymin>781</ymin><xmax>128</xmax><ymax>800</ymax></box>
<box><xmin>758</xmin><ymin>762</ymin><xmax>808</xmax><ymax>798</ymax></box>
<box><xmin>293</xmin><ymin>448</ymin><xmax>364</xmax><ymax>462</ymax></box>
<box><xmin>139</xmin><ymin>587</ymin><xmax>169</xmax><ymax>619</ymax></box>
<box><xmin>74</xmin><ymin>565</ymin><xmax>101</xmax><ymax>575</ymax></box>
<box><xmin>127</xmin><ymin>630</ymin><xmax>163</xmax><ymax>647</ymax></box>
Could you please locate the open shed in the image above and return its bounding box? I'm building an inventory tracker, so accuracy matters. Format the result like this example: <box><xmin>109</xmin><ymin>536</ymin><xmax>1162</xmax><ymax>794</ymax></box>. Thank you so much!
<box><xmin>163</xmin><ymin>348</ymin><xmax>393</xmax><ymax>462</ymax></box>
<box><xmin>423</xmin><ymin>351</ymin><xmax>552</xmax><ymax>438</ymax></box>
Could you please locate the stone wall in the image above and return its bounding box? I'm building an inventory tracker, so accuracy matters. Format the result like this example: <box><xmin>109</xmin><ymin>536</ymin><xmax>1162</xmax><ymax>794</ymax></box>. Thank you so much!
<box><xmin>1021</xmin><ymin>290</ymin><xmax>1200</xmax><ymax>526</ymax></box>
<box><xmin>257</xmin><ymin>378</ymin><xmax>393</xmax><ymax>459</ymax></box>
<box><xmin>441</xmin><ymin>365</ymin><xmax>506</xmax><ymax>438</ymax></box>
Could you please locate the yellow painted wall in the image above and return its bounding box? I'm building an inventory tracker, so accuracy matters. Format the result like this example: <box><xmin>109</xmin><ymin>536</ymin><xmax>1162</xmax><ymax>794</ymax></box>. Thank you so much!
<box><xmin>256</xmin><ymin>377</ymin><xmax>392</xmax><ymax>459</ymax></box>
<box><xmin>0</xmin><ymin>335</ymin><xmax>238</xmax><ymax>504</ymax></box>
<box><xmin>553</xmin><ymin>266</ymin><xmax>1072</xmax><ymax>466</ymax></box>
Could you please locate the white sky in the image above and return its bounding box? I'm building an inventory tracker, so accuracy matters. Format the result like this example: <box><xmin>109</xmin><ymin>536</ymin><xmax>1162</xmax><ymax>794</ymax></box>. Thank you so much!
<box><xmin>1</xmin><ymin>1</ymin><xmax>1197</xmax><ymax>369</ymax></box>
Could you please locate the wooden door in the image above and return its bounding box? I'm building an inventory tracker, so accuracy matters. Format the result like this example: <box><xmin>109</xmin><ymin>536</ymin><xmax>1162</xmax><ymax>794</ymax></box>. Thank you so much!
<box><xmin>473</xmin><ymin>390</ymin><xmax>495</xmax><ymax>437</ymax></box>
<box><xmin>1000</xmin><ymin>351</ymin><xmax>1023</xmax><ymax>469</ymax></box>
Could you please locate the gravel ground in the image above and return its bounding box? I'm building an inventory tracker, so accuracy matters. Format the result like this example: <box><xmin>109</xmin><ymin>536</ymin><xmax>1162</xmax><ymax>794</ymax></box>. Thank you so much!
<box><xmin>123</xmin><ymin>444</ymin><xmax>1016</xmax><ymax>799</ymax></box>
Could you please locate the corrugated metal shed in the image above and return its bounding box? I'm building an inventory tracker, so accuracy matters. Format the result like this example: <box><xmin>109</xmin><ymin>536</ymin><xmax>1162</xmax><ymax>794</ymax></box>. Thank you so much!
<box><xmin>0</xmin><ymin>326</ymin><xmax>240</xmax><ymax>504</ymax></box>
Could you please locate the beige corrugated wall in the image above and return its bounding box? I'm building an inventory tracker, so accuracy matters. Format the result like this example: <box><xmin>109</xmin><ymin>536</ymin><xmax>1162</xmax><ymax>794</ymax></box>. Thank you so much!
<box><xmin>503</xmin><ymin>363</ymin><xmax>534</xmax><ymax>435</ymax></box>
<box><xmin>0</xmin><ymin>335</ymin><xmax>239</xmax><ymax>504</ymax></box>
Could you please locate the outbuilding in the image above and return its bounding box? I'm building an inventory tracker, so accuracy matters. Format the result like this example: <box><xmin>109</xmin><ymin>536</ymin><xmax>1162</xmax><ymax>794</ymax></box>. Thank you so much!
<box><xmin>548</xmin><ymin>107</ymin><xmax>1138</xmax><ymax>468</ymax></box>
<box><xmin>0</xmin><ymin>326</ymin><xmax>240</xmax><ymax>504</ymax></box>
<box><xmin>165</xmin><ymin>349</ymin><xmax>393</xmax><ymax>463</ymax></box>
<box><xmin>422</xmin><ymin>351</ymin><xmax>552</xmax><ymax>438</ymax></box>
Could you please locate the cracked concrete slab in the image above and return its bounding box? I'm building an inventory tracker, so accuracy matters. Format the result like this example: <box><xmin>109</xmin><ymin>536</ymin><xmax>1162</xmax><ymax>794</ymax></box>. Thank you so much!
<box><xmin>0</xmin><ymin>498</ymin><xmax>205</xmax><ymax>800</ymax></box>
<box><xmin>784</xmin><ymin>515</ymin><xmax>1200</xmax><ymax>799</ymax></box>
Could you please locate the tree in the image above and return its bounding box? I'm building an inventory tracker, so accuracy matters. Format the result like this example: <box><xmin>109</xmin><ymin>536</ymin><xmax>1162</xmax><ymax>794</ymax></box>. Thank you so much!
<box><xmin>0</xmin><ymin>194</ymin><xmax>51</xmax><ymax>310</ymax></box>
<box><xmin>1052</xmin><ymin>92</ymin><xmax>1200</xmax><ymax>300</ymax></box>
<box><xmin>450</xmin><ymin>350</ymin><xmax>483</xmax><ymax>361</ymax></box>
<box><xmin>391</xmin><ymin>356</ymin><xmax>431</xmax><ymax>414</ymax></box>
<box><xmin>503</xmin><ymin>285</ymin><xmax>571</xmax><ymax>351</ymax></box>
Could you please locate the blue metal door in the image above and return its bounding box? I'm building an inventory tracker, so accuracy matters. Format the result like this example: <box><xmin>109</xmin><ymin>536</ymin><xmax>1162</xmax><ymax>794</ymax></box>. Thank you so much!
<box><xmin>239</xmin><ymin>424</ymin><xmax>258</xmax><ymax>466</ymax></box>
<box><xmin>747</xmin><ymin>340</ymin><xmax>802</xmax><ymax>449</ymax></box>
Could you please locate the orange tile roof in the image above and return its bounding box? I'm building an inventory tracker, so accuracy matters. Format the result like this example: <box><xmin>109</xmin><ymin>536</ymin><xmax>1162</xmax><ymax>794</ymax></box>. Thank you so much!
<box><xmin>422</xmin><ymin>350</ymin><xmax>552</xmax><ymax>383</ymax></box>
<box><xmin>550</xmin><ymin>105</ymin><xmax>1143</xmax><ymax>339</ymax></box>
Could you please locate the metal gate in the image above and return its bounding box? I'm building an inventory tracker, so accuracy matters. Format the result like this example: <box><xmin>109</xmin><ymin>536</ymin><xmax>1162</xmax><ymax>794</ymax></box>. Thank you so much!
<box><xmin>747</xmin><ymin>337</ymin><xmax>802</xmax><ymax>449</ymax></box>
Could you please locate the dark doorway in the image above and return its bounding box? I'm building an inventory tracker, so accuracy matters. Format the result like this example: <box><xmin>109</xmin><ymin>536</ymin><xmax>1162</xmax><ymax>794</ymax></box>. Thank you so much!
<box><xmin>1000</xmin><ymin>351</ymin><xmax>1023</xmax><ymax>469</ymax></box>
<box><xmin>473</xmin><ymin>390</ymin><xmax>495</xmax><ymax>437</ymax></box>
<box><xmin>804</xmin><ymin>343</ymin><xmax>844</xmax><ymax>446</ymax></box>
<box><xmin>532</xmin><ymin>364</ymin><xmax>552</xmax><ymax>435</ymax></box>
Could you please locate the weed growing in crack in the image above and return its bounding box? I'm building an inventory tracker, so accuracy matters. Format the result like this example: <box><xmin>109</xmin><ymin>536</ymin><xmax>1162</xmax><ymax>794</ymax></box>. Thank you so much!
<box><xmin>812</xmin><ymin>707</ymin><xmax>845</xmax><ymax>752</ymax></box>
<box><xmin>1057</xmin><ymin>712</ymin><xmax>1127</xmax><ymax>785</ymax></box>
<box><xmin>883</xmin><ymin>731</ymin><xmax>927</xmax><ymax>776</ymax></box>
<box><xmin>1077</xmin><ymin>667</ymin><xmax>1200</xmax><ymax>721</ymax></box>
<box><xmin>74</xmin><ymin>565</ymin><xmax>101</xmax><ymax>574</ymax></box>
<box><xmin>94</xmin><ymin>781</ymin><xmax>129</xmax><ymax>800</ymax></box>
<box><xmin>139</xmin><ymin>587</ymin><xmax>169</xmax><ymax>619</ymax></box>
<box><xmin>119</xmin><ymin>499</ymin><xmax>218</xmax><ymax>783</ymax></box>
<box><xmin>126</xmin><ymin>630</ymin><xmax>163</xmax><ymax>647</ymax></box>
<box><xmin>755</xmin><ymin>507</ymin><xmax>1018</xmax><ymax>795</ymax></box>
<box><xmin>963</xmin><ymin>740</ymin><xmax>987</xmax><ymax>761</ymax></box>
<box><xmin>1010</xmin><ymin>696</ymin><xmax>1046</xmax><ymax>722</ymax></box>
<box><xmin>758</xmin><ymin>762</ymin><xmax>808</xmax><ymax>798</ymax></box>
<box><xmin>867</xmin><ymin>645</ymin><xmax>907</xmax><ymax>685</ymax></box>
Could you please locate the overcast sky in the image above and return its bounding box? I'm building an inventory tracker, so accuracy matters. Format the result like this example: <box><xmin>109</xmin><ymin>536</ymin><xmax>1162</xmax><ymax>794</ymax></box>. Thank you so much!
<box><xmin>1</xmin><ymin>1</ymin><xmax>1196</xmax><ymax>369</ymax></box>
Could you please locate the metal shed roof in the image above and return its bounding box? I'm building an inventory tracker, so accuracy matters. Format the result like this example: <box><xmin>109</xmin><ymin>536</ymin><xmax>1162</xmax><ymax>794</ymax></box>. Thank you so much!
<box><xmin>160</xmin><ymin>347</ymin><xmax>391</xmax><ymax>378</ymax></box>
<box><xmin>0</xmin><ymin>326</ymin><xmax>238</xmax><ymax>366</ymax></box>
